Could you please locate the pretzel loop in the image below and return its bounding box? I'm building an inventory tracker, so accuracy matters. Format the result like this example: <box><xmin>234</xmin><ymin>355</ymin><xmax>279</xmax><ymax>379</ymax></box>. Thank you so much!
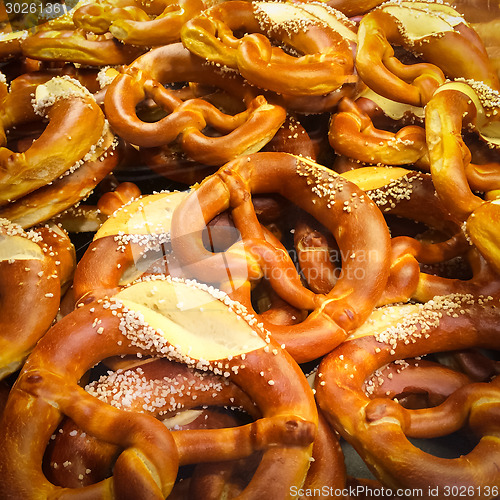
<box><xmin>17</xmin><ymin>368</ymin><xmax>179</xmax><ymax>499</ymax></box>
<box><xmin>426</xmin><ymin>80</ymin><xmax>500</xmax><ymax>273</ymax></box>
<box><xmin>73</xmin><ymin>3</ymin><xmax>150</xmax><ymax>35</ymax></box>
<box><xmin>0</xmin><ymin>76</ymin><xmax>107</xmax><ymax>205</ymax></box>
<box><xmin>21</xmin><ymin>28</ymin><xmax>144</xmax><ymax>66</ymax></box>
<box><xmin>329</xmin><ymin>95</ymin><xmax>428</xmax><ymax>166</ymax></box>
<box><xmin>0</xmin><ymin>220</ymin><xmax>64</xmax><ymax>379</ymax></box>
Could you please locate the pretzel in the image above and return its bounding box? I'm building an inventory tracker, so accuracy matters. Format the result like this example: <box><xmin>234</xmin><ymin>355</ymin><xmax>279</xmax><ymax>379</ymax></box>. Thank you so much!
<box><xmin>143</xmin><ymin>111</ymin><xmax>318</xmax><ymax>186</ymax></box>
<box><xmin>73</xmin><ymin>0</ymin><xmax>205</xmax><ymax>46</ymax></box>
<box><xmin>0</xmin><ymin>76</ymin><xmax>113</xmax><ymax>208</ymax></box>
<box><xmin>73</xmin><ymin>190</ymin><xmax>188</xmax><ymax>304</ymax></box>
<box><xmin>0</xmin><ymin>69</ymin><xmax>51</xmax><ymax>145</ymax></box>
<box><xmin>364</xmin><ymin>357</ymin><xmax>473</xmax><ymax>408</ymax></box>
<box><xmin>0</xmin><ymin>276</ymin><xmax>317</xmax><ymax>498</ymax></box>
<box><xmin>425</xmin><ymin>80</ymin><xmax>500</xmax><ymax>219</ymax></box>
<box><xmin>0</xmin><ymin>64</ymin><xmax>104</xmax><ymax>137</ymax></box>
<box><xmin>425</xmin><ymin>80</ymin><xmax>500</xmax><ymax>273</ymax></box>
<box><xmin>104</xmin><ymin>43</ymin><xmax>286</xmax><ymax>165</ymax></box>
<box><xmin>316</xmin><ymin>294</ymin><xmax>500</xmax><ymax>496</ymax></box>
<box><xmin>0</xmin><ymin>70</ymin><xmax>119</xmax><ymax>227</ymax></box>
<box><xmin>413</xmin><ymin>247</ymin><xmax>500</xmax><ymax>303</ymax></box>
<box><xmin>47</xmin><ymin>408</ymin><xmax>251</xmax><ymax>491</ymax></box>
<box><xmin>47</xmin><ymin>357</ymin><xmax>345</xmax><ymax>497</ymax></box>
<box><xmin>329</xmin><ymin>92</ymin><xmax>428</xmax><ymax>168</ymax></box>
<box><xmin>0</xmin><ymin>219</ymin><xmax>75</xmax><ymax>379</ymax></box>
<box><xmin>44</xmin><ymin>355</ymin><xmax>262</xmax><ymax>488</ymax></box>
<box><xmin>181</xmin><ymin>1</ymin><xmax>357</xmax><ymax>96</ymax></box>
<box><xmin>356</xmin><ymin>1</ymin><xmax>500</xmax><ymax>106</ymax></box>
<box><xmin>336</xmin><ymin>166</ymin><xmax>481</xmax><ymax>305</ymax></box>
<box><xmin>74</xmin><ymin>187</ymin><xmax>288</xmax><ymax>306</ymax></box>
<box><xmin>21</xmin><ymin>28</ymin><xmax>145</xmax><ymax>66</ymax></box>
<box><xmin>188</xmin><ymin>410</ymin><xmax>347</xmax><ymax>500</ymax></box>
<box><xmin>44</xmin><ymin>355</ymin><xmax>259</xmax><ymax>487</ymax></box>
<box><xmin>0</xmin><ymin>124</ymin><xmax>118</xmax><ymax>229</ymax></box>
<box><xmin>0</xmin><ymin>64</ymin><xmax>102</xmax><ymax>137</ymax></box>
<box><xmin>169</xmin><ymin>152</ymin><xmax>392</xmax><ymax>362</ymax></box>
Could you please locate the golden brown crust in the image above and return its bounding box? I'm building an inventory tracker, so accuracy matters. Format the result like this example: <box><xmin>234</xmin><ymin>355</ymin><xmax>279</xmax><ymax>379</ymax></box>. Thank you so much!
<box><xmin>0</xmin><ymin>277</ymin><xmax>318</xmax><ymax>498</ymax></box>
<box><xmin>170</xmin><ymin>152</ymin><xmax>392</xmax><ymax>362</ymax></box>
<box><xmin>316</xmin><ymin>296</ymin><xmax>500</xmax><ymax>495</ymax></box>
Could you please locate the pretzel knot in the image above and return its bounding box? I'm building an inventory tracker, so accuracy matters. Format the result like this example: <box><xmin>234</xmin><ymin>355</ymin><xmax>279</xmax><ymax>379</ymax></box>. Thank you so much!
<box><xmin>73</xmin><ymin>0</ymin><xmax>205</xmax><ymax>46</ymax></box>
<box><xmin>329</xmin><ymin>93</ymin><xmax>428</xmax><ymax>167</ymax></box>
<box><xmin>169</xmin><ymin>152</ymin><xmax>392</xmax><ymax>362</ymax></box>
<box><xmin>0</xmin><ymin>219</ymin><xmax>75</xmax><ymax>380</ymax></box>
<box><xmin>181</xmin><ymin>0</ymin><xmax>357</xmax><ymax>96</ymax></box>
<box><xmin>316</xmin><ymin>294</ymin><xmax>500</xmax><ymax>495</ymax></box>
<box><xmin>0</xmin><ymin>277</ymin><xmax>317</xmax><ymax>498</ymax></box>
<box><xmin>356</xmin><ymin>1</ymin><xmax>500</xmax><ymax>106</ymax></box>
<box><xmin>104</xmin><ymin>43</ymin><xmax>286</xmax><ymax>165</ymax></box>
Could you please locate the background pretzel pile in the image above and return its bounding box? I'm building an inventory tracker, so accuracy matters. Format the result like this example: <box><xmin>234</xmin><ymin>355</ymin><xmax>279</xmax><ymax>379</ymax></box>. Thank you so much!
<box><xmin>1</xmin><ymin>0</ymin><xmax>500</xmax><ymax>498</ymax></box>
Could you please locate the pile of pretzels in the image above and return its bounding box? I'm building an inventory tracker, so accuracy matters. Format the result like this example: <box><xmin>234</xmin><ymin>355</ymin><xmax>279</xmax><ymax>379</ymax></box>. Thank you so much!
<box><xmin>1</xmin><ymin>0</ymin><xmax>500</xmax><ymax>498</ymax></box>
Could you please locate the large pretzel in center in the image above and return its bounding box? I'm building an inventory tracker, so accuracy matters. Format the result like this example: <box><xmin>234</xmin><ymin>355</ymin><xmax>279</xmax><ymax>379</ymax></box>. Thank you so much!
<box><xmin>170</xmin><ymin>152</ymin><xmax>392</xmax><ymax>362</ymax></box>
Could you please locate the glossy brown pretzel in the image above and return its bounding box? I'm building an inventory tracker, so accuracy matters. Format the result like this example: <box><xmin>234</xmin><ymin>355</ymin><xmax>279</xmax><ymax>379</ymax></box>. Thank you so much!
<box><xmin>356</xmin><ymin>1</ymin><xmax>500</xmax><ymax>106</ymax></box>
<box><xmin>316</xmin><ymin>294</ymin><xmax>500</xmax><ymax>496</ymax></box>
<box><xmin>73</xmin><ymin>0</ymin><xmax>205</xmax><ymax>46</ymax></box>
<box><xmin>425</xmin><ymin>80</ymin><xmax>500</xmax><ymax>274</ymax></box>
<box><xmin>0</xmin><ymin>277</ymin><xmax>318</xmax><ymax>498</ymax></box>
<box><xmin>21</xmin><ymin>28</ymin><xmax>145</xmax><ymax>66</ymax></box>
<box><xmin>0</xmin><ymin>219</ymin><xmax>75</xmax><ymax>379</ymax></box>
<box><xmin>181</xmin><ymin>0</ymin><xmax>357</xmax><ymax>96</ymax></box>
<box><xmin>170</xmin><ymin>152</ymin><xmax>392</xmax><ymax>362</ymax></box>
<box><xmin>104</xmin><ymin>43</ymin><xmax>286</xmax><ymax>165</ymax></box>
<box><xmin>0</xmin><ymin>76</ymin><xmax>111</xmax><ymax>207</ymax></box>
<box><xmin>329</xmin><ymin>93</ymin><xmax>428</xmax><ymax>167</ymax></box>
